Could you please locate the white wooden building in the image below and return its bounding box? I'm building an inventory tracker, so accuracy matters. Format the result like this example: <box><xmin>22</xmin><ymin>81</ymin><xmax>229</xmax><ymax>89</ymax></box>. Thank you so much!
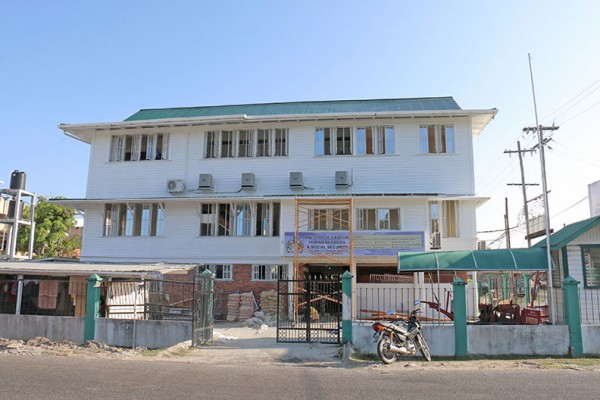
<box><xmin>57</xmin><ymin>98</ymin><xmax>497</xmax><ymax>291</ymax></box>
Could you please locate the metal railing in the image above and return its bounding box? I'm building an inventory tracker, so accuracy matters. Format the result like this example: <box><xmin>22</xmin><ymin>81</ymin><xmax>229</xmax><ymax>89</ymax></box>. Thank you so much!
<box><xmin>579</xmin><ymin>288</ymin><xmax>600</xmax><ymax>325</ymax></box>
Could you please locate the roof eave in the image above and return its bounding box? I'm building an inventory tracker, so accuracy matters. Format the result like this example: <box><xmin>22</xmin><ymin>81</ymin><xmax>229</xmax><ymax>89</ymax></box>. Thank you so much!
<box><xmin>59</xmin><ymin>108</ymin><xmax>498</xmax><ymax>143</ymax></box>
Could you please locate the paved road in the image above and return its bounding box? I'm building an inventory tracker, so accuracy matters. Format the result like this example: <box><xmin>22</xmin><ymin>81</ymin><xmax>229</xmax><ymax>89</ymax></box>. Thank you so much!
<box><xmin>1</xmin><ymin>355</ymin><xmax>599</xmax><ymax>400</ymax></box>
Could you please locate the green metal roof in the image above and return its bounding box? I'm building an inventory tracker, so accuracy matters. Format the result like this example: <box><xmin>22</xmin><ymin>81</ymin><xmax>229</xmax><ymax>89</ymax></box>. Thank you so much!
<box><xmin>398</xmin><ymin>248</ymin><xmax>552</xmax><ymax>272</ymax></box>
<box><xmin>124</xmin><ymin>97</ymin><xmax>462</xmax><ymax>121</ymax></box>
<box><xmin>533</xmin><ymin>216</ymin><xmax>600</xmax><ymax>250</ymax></box>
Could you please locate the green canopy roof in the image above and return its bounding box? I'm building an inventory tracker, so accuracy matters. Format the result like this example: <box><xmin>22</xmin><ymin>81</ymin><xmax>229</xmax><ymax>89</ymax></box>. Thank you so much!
<box><xmin>398</xmin><ymin>248</ymin><xmax>552</xmax><ymax>272</ymax></box>
<box><xmin>125</xmin><ymin>97</ymin><xmax>462</xmax><ymax>121</ymax></box>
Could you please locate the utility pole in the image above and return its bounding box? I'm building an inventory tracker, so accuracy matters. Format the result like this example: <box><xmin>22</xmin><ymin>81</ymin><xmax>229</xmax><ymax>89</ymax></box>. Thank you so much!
<box><xmin>504</xmin><ymin>197</ymin><xmax>511</xmax><ymax>249</ymax></box>
<box><xmin>505</xmin><ymin>141</ymin><xmax>538</xmax><ymax>247</ymax></box>
<box><xmin>528</xmin><ymin>53</ymin><xmax>559</xmax><ymax>325</ymax></box>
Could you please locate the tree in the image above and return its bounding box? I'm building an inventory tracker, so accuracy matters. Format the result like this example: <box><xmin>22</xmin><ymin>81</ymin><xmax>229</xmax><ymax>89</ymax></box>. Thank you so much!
<box><xmin>16</xmin><ymin>196</ymin><xmax>81</xmax><ymax>258</ymax></box>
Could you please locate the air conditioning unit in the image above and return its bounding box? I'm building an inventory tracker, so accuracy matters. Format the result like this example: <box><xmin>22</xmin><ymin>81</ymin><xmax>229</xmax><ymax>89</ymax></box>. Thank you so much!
<box><xmin>241</xmin><ymin>173</ymin><xmax>256</xmax><ymax>190</ymax></box>
<box><xmin>199</xmin><ymin>174</ymin><xmax>214</xmax><ymax>190</ymax></box>
<box><xmin>290</xmin><ymin>172</ymin><xmax>303</xmax><ymax>188</ymax></box>
<box><xmin>477</xmin><ymin>240</ymin><xmax>487</xmax><ymax>250</ymax></box>
<box><xmin>335</xmin><ymin>171</ymin><xmax>350</xmax><ymax>188</ymax></box>
<box><xmin>167</xmin><ymin>179</ymin><xmax>185</xmax><ymax>194</ymax></box>
<box><xmin>431</xmin><ymin>232</ymin><xmax>442</xmax><ymax>250</ymax></box>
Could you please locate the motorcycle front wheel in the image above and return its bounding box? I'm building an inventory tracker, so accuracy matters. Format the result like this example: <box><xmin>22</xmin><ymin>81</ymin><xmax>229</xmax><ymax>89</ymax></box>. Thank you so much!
<box><xmin>416</xmin><ymin>334</ymin><xmax>431</xmax><ymax>362</ymax></box>
<box><xmin>376</xmin><ymin>333</ymin><xmax>397</xmax><ymax>364</ymax></box>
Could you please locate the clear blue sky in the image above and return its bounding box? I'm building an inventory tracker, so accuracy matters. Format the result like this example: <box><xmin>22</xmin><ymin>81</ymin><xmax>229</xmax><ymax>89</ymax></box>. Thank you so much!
<box><xmin>2</xmin><ymin>1</ymin><xmax>599</xmax><ymax>247</ymax></box>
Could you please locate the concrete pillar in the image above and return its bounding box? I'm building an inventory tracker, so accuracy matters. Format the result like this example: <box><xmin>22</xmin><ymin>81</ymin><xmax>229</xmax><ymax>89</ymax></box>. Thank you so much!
<box><xmin>84</xmin><ymin>274</ymin><xmax>103</xmax><ymax>342</ymax></box>
<box><xmin>452</xmin><ymin>277</ymin><xmax>467</xmax><ymax>358</ymax></box>
<box><xmin>562</xmin><ymin>276</ymin><xmax>583</xmax><ymax>357</ymax></box>
<box><xmin>341</xmin><ymin>271</ymin><xmax>353</xmax><ymax>344</ymax></box>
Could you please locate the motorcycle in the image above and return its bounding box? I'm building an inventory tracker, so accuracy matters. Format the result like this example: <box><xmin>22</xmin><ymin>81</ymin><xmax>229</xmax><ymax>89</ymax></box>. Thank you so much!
<box><xmin>371</xmin><ymin>301</ymin><xmax>431</xmax><ymax>363</ymax></box>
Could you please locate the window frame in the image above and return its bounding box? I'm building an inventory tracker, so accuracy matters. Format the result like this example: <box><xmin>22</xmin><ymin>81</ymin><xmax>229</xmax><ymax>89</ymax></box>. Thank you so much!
<box><xmin>308</xmin><ymin>208</ymin><xmax>350</xmax><ymax>231</ymax></box>
<box><xmin>204</xmin><ymin>129</ymin><xmax>288</xmax><ymax>159</ymax></box>
<box><xmin>109</xmin><ymin>133</ymin><xmax>169</xmax><ymax>162</ymax></box>
<box><xmin>104</xmin><ymin>203</ymin><xmax>165</xmax><ymax>237</ymax></box>
<box><xmin>204</xmin><ymin>264</ymin><xmax>233</xmax><ymax>281</ymax></box>
<box><xmin>199</xmin><ymin>201</ymin><xmax>280</xmax><ymax>237</ymax></box>
<box><xmin>419</xmin><ymin>124</ymin><xmax>455</xmax><ymax>154</ymax></box>
<box><xmin>252</xmin><ymin>265</ymin><xmax>288</xmax><ymax>281</ymax></box>
<box><xmin>582</xmin><ymin>245</ymin><xmax>600</xmax><ymax>288</ymax></box>
<box><xmin>357</xmin><ymin>208</ymin><xmax>401</xmax><ymax>231</ymax></box>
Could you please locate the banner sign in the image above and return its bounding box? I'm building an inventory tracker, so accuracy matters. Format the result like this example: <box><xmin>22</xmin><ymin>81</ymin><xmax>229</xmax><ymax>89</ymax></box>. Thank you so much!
<box><xmin>284</xmin><ymin>231</ymin><xmax>424</xmax><ymax>257</ymax></box>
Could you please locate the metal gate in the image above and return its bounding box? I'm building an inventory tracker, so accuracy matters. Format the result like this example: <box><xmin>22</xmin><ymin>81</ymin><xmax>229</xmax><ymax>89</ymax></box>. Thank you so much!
<box><xmin>192</xmin><ymin>269</ymin><xmax>215</xmax><ymax>346</ymax></box>
<box><xmin>277</xmin><ymin>275</ymin><xmax>341</xmax><ymax>343</ymax></box>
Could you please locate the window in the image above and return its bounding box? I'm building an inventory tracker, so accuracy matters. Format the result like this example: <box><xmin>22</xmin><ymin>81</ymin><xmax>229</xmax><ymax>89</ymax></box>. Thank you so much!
<box><xmin>316</xmin><ymin>127</ymin><xmax>352</xmax><ymax>156</ymax></box>
<box><xmin>419</xmin><ymin>125</ymin><xmax>455</xmax><ymax>154</ymax></box>
<box><xmin>238</xmin><ymin>130</ymin><xmax>253</xmax><ymax>158</ymax></box>
<box><xmin>429</xmin><ymin>201</ymin><xmax>459</xmax><ymax>238</ymax></box>
<box><xmin>356</xmin><ymin>127</ymin><xmax>395</xmax><ymax>155</ymax></box>
<box><xmin>583</xmin><ymin>247</ymin><xmax>600</xmax><ymax>288</ymax></box>
<box><xmin>309</xmin><ymin>208</ymin><xmax>350</xmax><ymax>231</ymax></box>
<box><xmin>205</xmin><ymin>131</ymin><xmax>218</xmax><ymax>158</ymax></box>
<box><xmin>256</xmin><ymin>129</ymin><xmax>271</xmax><ymax>157</ymax></box>
<box><xmin>221</xmin><ymin>130</ymin><xmax>235</xmax><ymax>158</ymax></box>
<box><xmin>110</xmin><ymin>133</ymin><xmax>169</xmax><ymax>161</ymax></box>
<box><xmin>199</xmin><ymin>202</ymin><xmax>280</xmax><ymax>237</ymax></box>
<box><xmin>357</xmin><ymin>208</ymin><xmax>400</xmax><ymax>230</ymax></box>
<box><xmin>204</xmin><ymin>129</ymin><xmax>288</xmax><ymax>159</ymax></box>
<box><xmin>252</xmin><ymin>265</ymin><xmax>288</xmax><ymax>281</ymax></box>
<box><xmin>442</xmin><ymin>201</ymin><xmax>459</xmax><ymax>237</ymax></box>
<box><xmin>203</xmin><ymin>265</ymin><xmax>232</xmax><ymax>280</ymax></box>
<box><xmin>274</xmin><ymin>128</ymin><xmax>288</xmax><ymax>156</ymax></box>
<box><xmin>104</xmin><ymin>203</ymin><xmax>164</xmax><ymax>236</ymax></box>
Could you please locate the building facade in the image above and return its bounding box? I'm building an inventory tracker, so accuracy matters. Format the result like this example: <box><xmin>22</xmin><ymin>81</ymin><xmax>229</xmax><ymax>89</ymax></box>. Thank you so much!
<box><xmin>57</xmin><ymin>98</ymin><xmax>497</xmax><ymax>296</ymax></box>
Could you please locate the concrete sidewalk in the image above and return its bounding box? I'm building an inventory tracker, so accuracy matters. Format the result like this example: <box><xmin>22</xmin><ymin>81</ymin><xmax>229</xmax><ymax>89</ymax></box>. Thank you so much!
<box><xmin>174</xmin><ymin>322</ymin><xmax>344</xmax><ymax>366</ymax></box>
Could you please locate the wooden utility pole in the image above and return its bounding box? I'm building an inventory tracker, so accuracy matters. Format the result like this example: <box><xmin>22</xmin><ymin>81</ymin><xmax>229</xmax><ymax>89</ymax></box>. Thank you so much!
<box><xmin>504</xmin><ymin>197</ymin><xmax>511</xmax><ymax>248</ymax></box>
<box><xmin>505</xmin><ymin>141</ymin><xmax>538</xmax><ymax>247</ymax></box>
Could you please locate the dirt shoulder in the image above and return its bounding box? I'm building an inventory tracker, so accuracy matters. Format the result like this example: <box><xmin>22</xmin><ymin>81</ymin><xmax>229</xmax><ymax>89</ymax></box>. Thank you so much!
<box><xmin>2</xmin><ymin>323</ymin><xmax>600</xmax><ymax>371</ymax></box>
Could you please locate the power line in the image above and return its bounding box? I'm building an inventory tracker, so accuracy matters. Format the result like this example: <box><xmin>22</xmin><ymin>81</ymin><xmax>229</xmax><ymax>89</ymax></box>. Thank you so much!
<box><xmin>542</xmin><ymin>77</ymin><xmax>600</xmax><ymax>123</ymax></box>
<box><xmin>551</xmin><ymin>196</ymin><xmax>589</xmax><ymax>218</ymax></box>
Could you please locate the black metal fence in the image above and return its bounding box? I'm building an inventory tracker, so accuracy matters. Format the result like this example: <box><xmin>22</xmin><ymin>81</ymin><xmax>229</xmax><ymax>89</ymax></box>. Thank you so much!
<box><xmin>277</xmin><ymin>276</ymin><xmax>341</xmax><ymax>344</ymax></box>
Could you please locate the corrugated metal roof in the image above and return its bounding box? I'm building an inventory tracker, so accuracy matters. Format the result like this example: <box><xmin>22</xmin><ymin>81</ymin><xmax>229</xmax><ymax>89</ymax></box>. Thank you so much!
<box><xmin>533</xmin><ymin>216</ymin><xmax>600</xmax><ymax>250</ymax></box>
<box><xmin>0</xmin><ymin>261</ymin><xmax>195</xmax><ymax>277</ymax></box>
<box><xmin>124</xmin><ymin>97</ymin><xmax>462</xmax><ymax>121</ymax></box>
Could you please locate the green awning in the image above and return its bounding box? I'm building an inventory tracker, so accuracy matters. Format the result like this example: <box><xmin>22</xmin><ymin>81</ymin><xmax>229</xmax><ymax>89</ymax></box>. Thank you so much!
<box><xmin>398</xmin><ymin>248</ymin><xmax>553</xmax><ymax>272</ymax></box>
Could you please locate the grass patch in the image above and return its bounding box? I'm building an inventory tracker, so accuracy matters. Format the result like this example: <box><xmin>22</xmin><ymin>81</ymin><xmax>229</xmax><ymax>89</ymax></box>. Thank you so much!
<box><xmin>139</xmin><ymin>349</ymin><xmax>162</xmax><ymax>357</ymax></box>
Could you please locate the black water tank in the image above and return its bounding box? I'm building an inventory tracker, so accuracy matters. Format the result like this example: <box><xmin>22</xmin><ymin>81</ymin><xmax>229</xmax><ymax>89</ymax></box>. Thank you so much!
<box><xmin>9</xmin><ymin>170</ymin><xmax>26</xmax><ymax>190</ymax></box>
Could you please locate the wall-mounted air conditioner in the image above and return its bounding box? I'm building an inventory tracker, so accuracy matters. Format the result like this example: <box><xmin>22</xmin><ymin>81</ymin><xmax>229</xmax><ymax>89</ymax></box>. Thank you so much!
<box><xmin>199</xmin><ymin>174</ymin><xmax>214</xmax><ymax>190</ymax></box>
<box><xmin>335</xmin><ymin>171</ymin><xmax>350</xmax><ymax>188</ymax></box>
<box><xmin>431</xmin><ymin>232</ymin><xmax>441</xmax><ymax>250</ymax></box>
<box><xmin>241</xmin><ymin>173</ymin><xmax>256</xmax><ymax>190</ymax></box>
<box><xmin>167</xmin><ymin>179</ymin><xmax>185</xmax><ymax>194</ymax></box>
<box><xmin>290</xmin><ymin>172</ymin><xmax>303</xmax><ymax>188</ymax></box>
<box><xmin>477</xmin><ymin>240</ymin><xmax>487</xmax><ymax>250</ymax></box>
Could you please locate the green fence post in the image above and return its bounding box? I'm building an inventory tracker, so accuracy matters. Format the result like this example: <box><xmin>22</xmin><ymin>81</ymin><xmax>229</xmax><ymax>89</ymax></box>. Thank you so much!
<box><xmin>502</xmin><ymin>274</ymin><xmax>509</xmax><ymax>300</ymax></box>
<box><xmin>452</xmin><ymin>277</ymin><xmax>467</xmax><ymax>358</ymax></box>
<box><xmin>487</xmin><ymin>275</ymin><xmax>493</xmax><ymax>304</ymax></box>
<box><xmin>84</xmin><ymin>274</ymin><xmax>103</xmax><ymax>342</ymax></box>
<box><xmin>562</xmin><ymin>276</ymin><xmax>583</xmax><ymax>357</ymax></box>
<box><xmin>341</xmin><ymin>271</ymin><xmax>353</xmax><ymax>344</ymax></box>
<box><xmin>524</xmin><ymin>274</ymin><xmax>531</xmax><ymax>305</ymax></box>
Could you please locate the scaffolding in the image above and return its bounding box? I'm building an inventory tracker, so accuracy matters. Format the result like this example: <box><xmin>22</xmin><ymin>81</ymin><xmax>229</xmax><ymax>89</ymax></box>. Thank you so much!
<box><xmin>292</xmin><ymin>197</ymin><xmax>354</xmax><ymax>278</ymax></box>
